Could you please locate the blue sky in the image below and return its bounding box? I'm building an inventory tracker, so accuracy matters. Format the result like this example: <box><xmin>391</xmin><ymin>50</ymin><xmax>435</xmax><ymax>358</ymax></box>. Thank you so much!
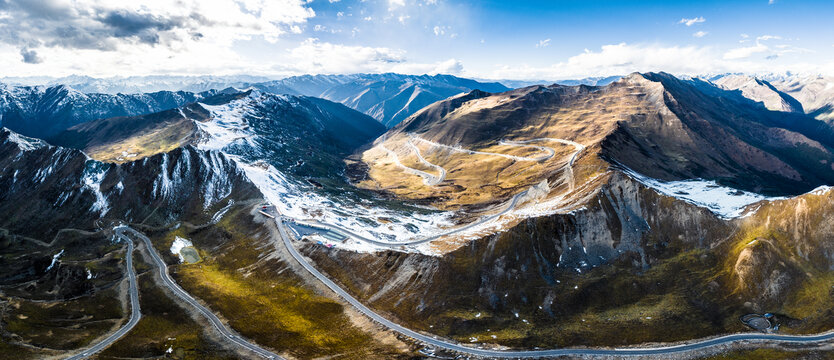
<box><xmin>0</xmin><ymin>0</ymin><xmax>831</xmax><ymax>79</ymax></box>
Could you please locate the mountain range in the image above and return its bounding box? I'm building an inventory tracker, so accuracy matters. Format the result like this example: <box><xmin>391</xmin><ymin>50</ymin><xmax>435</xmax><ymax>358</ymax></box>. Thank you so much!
<box><xmin>3</xmin><ymin>71</ymin><xmax>834</xmax><ymax>359</ymax></box>
<box><xmin>0</xmin><ymin>74</ymin><xmax>509</xmax><ymax>138</ymax></box>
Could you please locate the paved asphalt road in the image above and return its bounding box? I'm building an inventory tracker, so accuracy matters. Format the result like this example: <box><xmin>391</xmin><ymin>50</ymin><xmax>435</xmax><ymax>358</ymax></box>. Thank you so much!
<box><xmin>275</xmin><ymin>216</ymin><xmax>834</xmax><ymax>358</ymax></box>
<box><xmin>65</xmin><ymin>236</ymin><xmax>141</xmax><ymax>360</ymax></box>
<box><xmin>298</xmin><ymin>135</ymin><xmax>586</xmax><ymax>250</ymax></box>
<box><xmin>289</xmin><ymin>188</ymin><xmax>528</xmax><ymax>249</ymax></box>
<box><xmin>116</xmin><ymin>226</ymin><xmax>284</xmax><ymax>360</ymax></box>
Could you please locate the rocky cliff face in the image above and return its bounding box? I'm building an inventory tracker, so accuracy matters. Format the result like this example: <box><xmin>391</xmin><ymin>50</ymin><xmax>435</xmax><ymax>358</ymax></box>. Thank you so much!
<box><xmin>302</xmin><ymin>168</ymin><xmax>834</xmax><ymax>347</ymax></box>
<box><xmin>301</xmin><ymin>172</ymin><xmax>740</xmax><ymax>344</ymax></box>
<box><xmin>0</xmin><ymin>128</ymin><xmax>258</xmax><ymax>239</ymax></box>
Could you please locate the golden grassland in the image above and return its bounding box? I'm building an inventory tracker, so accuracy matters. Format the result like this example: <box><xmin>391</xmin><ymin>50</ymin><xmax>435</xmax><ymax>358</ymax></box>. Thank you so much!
<box><xmin>357</xmin><ymin>79</ymin><xmax>667</xmax><ymax>210</ymax></box>
<box><xmin>86</xmin><ymin>120</ymin><xmax>196</xmax><ymax>163</ymax></box>
<box><xmin>359</xmin><ymin>133</ymin><xmax>580</xmax><ymax>209</ymax></box>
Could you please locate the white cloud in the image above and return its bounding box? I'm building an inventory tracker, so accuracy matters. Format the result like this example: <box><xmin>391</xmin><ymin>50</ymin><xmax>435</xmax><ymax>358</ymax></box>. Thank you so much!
<box><xmin>723</xmin><ymin>43</ymin><xmax>769</xmax><ymax>59</ymax></box>
<box><xmin>278</xmin><ymin>38</ymin><xmax>463</xmax><ymax>75</ymax></box>
<box><xmin>0</xmin><ymin>0</ymin><xmax>315</xmax><ymax>75</ymax></box>
<box><xmin>536</xmin><ymin>39</ymin><xmax>551</xmax><ymax>48</ymax></box>
<box><xmin>313</xmin><ymin>24</ymin><xmax>339</xmax><ymax>34</ymax></box>
<box><xmin>757</xmin><ymin>35</ymin><xmax>782</xmax><ymax>41</ymax></box>
<box><xmin>768</xmin><ymin>0</ymin><xmax>776</xmax><ymax>4</ymax></box>
<box><xmin>433</xmin><ymin>26</ymin><xmax>445</xmax><ymax>36</ymax></box>
<box><xmin>679</xmin><ymin>16</ymin><xmax>705</xmax><ymax>26</ymax></box>
<box><xmin>284</xmin><ymin>38</ymin><xmax>405</xmax><ymax>74</ymax></box>
<box><xmin>722</xmin><ymin>34</ymin><xmax>793</xmax><ymax>60</ymax></box>
<box><xmin>398</xmin><ymin>14</ymin><xmax>410</xmax><ymax>24</ymax></box>
<box><xmin>693</xmin><ymin>31</ymin><xmax>708</xmax><ymax>38</ymax></box>
<box><xmin>485</xmin><ymin>42</ymin><xmax>781</xmax><ymax>80</ymax></box>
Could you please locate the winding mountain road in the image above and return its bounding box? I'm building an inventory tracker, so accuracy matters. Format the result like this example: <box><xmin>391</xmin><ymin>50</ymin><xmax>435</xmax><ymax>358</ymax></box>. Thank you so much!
<box><xmin>323</xmin><ymin>134</ymin><xmax>586</xmax><ymax>249</ymax></box>
<box><xmin>115</xmin><ymin>226</ymin><xmax>284</xmax><ymax>360</ymax></box>
<box><xmin>410</xmin><ymin>135</ymin><xmax>556</xmax><ymax>162</ymax></box>
<box><xmin>406</xmin><ymin>137</ymin><xmax>446</xmax><ymax>185</ymax></box>
<box><xmin>287</xmin><ymin>188</ymin><xmax>527</xmax><ymax>248</ymax></box>
<box><xmin>65</xmin><ymin>237</ymin><xmax>141</xmax><ymax>360</ymax></box>
<box><xmin>275</xmin><ymin>134</ymin><xmax>834</xmax><ymax>358</ymax></box>
<box><xmin>380</xmin><ymin>142</ymin><xmax>443</xmax><ymax>186</ymax></box>
<box><xmin>275</xmin><ymin>215</ymin><xmax>834</xmax><ymax>358</ymax></box>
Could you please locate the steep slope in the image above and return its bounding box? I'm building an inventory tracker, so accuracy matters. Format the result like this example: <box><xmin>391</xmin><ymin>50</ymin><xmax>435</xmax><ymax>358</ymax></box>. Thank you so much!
<box><xmin>0</xmin><ymin>83</ymin><xmax>208</xmax><ymax>139</ymax></box>
<box><xmin>771</xmin><ymin>75</ymin><xmax>834</xmax><ymax>123</ymax></box>
<box><xmin>0</xmin><ymin>128</ymin><xmax>257</xmax><ymax>238</ymax></box>
<box><xmin>357</xmin><ymin>72</ymin><xmax>834</xmax><ymax>212</ymax></box>
<box><xmin>304</xmin><ymin>169</ymin><xmax>834</xmax><ymax>350</ymax></box>
<box><xmin>609</xmin><ymin>72</ymin><xmax>834</xmax><ymax>195</ymax></box>
<box><xmin>712</xmin><ymin>74</ymin><xmax>804</xmax><ymax>113</ymax></box>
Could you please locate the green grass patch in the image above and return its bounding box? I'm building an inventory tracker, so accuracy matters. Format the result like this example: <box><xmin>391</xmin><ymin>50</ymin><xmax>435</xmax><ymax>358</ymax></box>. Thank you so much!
<box><xmin>99</xmin><ymin>273</ymin><xmax>236</xmax><ymax>360</ymax></box>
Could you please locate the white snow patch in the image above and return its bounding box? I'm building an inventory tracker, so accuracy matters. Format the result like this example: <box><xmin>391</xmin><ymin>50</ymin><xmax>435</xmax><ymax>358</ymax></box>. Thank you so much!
<box><xmin>7</xmin><ymin>131</ymin><xmax>46</xmax><ymax>151</ymax></box>
<box><xmin>235</xmin><ymin>161</ymin><xmax>456</xmax><ymax>254</ymax></box>
<box><xmin>621</xmin><ymin>167</ymin><xmax>783</xmax><ymax>219</ymax></box>
<box><xmin>46</xmin><ymin>250</ymin><xmax>64</xmax><ymax>271</ymax></box>
<box><xmin>170</xmin><ymin>236</ymin><xmax>193</xmax><ymax>263</ymax></box>
<box><xmin>153</xmin><ymin>153</ymin><xmax>172</xmax><ymax>199</ymax></box>
<box><xmin>81</xmin><ymin>161</ymin><xmax>109</xmax><ymax>216</ymax></box>
<box><xmin>195</xmin><ymin>97</ymin><xmax>259</xmax><ymax>151</ymax></box>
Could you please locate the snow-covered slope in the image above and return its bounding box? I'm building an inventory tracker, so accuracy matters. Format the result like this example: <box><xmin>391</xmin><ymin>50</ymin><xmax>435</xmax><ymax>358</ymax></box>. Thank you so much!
<box><xmin>192</xmin><ymin>91</ymin><xmax>462</xmax><ymax>253</ymax></box>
